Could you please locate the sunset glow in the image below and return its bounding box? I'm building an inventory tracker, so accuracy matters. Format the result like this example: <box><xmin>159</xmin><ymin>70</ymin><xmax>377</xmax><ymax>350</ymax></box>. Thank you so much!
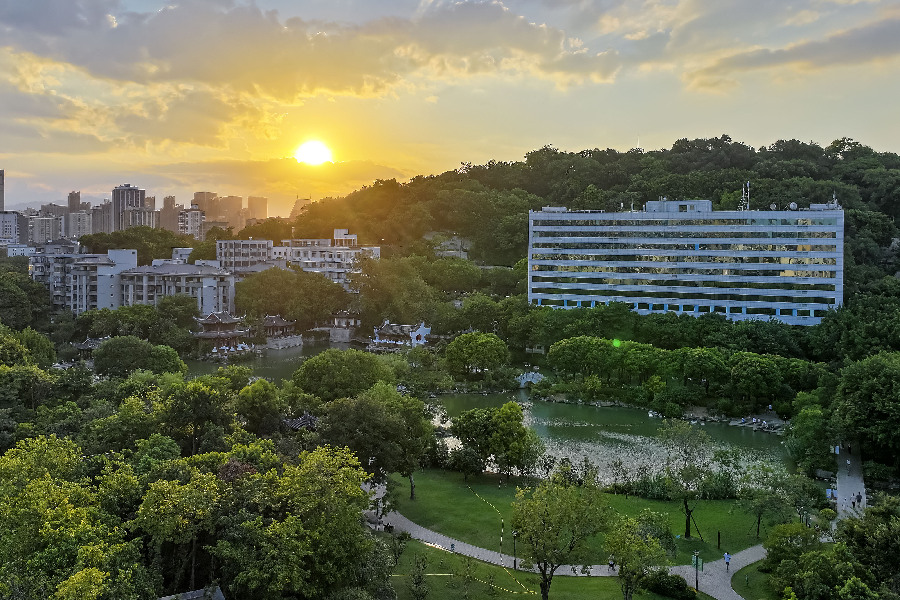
<box><xmin>294</xmin><ymin>141</ymin><xmax>333</xmax><ymax>165</ymax></box>
<box><xmin>0</xmin><ymin>1</ymin><xmax>897</xmax><ymax>215</ymax></box>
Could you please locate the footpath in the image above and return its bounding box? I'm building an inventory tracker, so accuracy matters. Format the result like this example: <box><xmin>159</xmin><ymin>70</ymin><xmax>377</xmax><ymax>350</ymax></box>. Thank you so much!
<box><xmin>375</xmin><ymin>443</ymin><xmax>864</xmax><ymax>600</ymax></box>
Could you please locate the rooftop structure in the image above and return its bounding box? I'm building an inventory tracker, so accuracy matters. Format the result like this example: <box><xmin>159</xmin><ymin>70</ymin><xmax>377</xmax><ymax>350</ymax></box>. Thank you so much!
<box><xmin>528</xmin><ymin>199</ymin><xmax>844</xmax><ymax>326</ymax></box>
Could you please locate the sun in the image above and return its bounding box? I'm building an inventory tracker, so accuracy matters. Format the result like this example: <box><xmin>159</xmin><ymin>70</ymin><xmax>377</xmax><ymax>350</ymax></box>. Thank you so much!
<box><xmin>294</xmin><ymin>140</ymin><xmax>333</xmax><ymax>165</ymax></box>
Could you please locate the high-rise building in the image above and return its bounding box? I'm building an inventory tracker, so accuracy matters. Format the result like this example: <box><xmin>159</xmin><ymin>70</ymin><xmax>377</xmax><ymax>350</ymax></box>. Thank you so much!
<box><xmin>248</xmin><ymin>196</ymin><xmax>268</xmax><ymax>220</ymax></box>
<box><xmin>40</xmin><ymin>203</ymin><xmax>68</xmax><ymax>218</ymax></box>
<box><xmin>91</xmin><ymin>201</ymin><xmax>113</xmax><ymax>234</ymax></box>
<box><xmin>67</xmin><ymin>191</ymin><xmax>81</xmax><ymax>214</ymax></box>
<box><xmin>144</xmin><ymin>195</ymin><xmax>156</xmax><ymax>211</ymax></box>
<box><xmin>527</xmin><ymin>199</ymin><xmax>844</xmax><ymax>326</ymax></box>
<box><xmin>68</xmin><ymin>211</ymin><xmax>92</xmax><ymax>238</ymax></box>
<box><xmin>28</xmin><ymin>215</ymin><xmax>64</xmax><ymax>244</ymax></box>
<box><xmin>0</xmin><ymin>170</ymin><xmax>5</xmax><ymax>212</ymax></box>
<box><xmin>0</xmin><ymin>211</ymin><xmax>26</xmax><ymax>244</ymax></box>
<box><xmin>112</xmin><ymin>184</ymin><xmax>146</xmax><ymax>231</ymax></box>
<box><xmin>179</xmin><ymin>205</ymin><xmax>205</xmax><ymax>239</ymax></box>
<box><xmin>160</xmin><ymin>195</ymin><xmax>181</xmax><ymax>232</ymax></box>
<box><xmin>193</xmin><ymin>192</ymin><xmax>217</xmax><ymax>214</ymax></box>
<box><xmin>123</xmin><ymin>207</ymin><xmax>159</xmax><ymax>229</ymax></box>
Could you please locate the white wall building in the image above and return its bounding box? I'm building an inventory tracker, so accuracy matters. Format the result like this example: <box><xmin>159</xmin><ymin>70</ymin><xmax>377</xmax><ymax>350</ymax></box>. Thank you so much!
<box><xmin>67</xmin><ymin>249</ymin><xmax>139</xmax><ymax>314</ymax></box>
<box><xmin>119</xmin><ymin>263</ymin><xmax>234</xmax><ymax>315</ymax></box>
<box><xmin>179</xmin><ymin>205</ymin><xmax>205</xmax><ymax>239</ymax></box>
<box><xmin>28</xmin><ymin>215</ymin><xmax>64</xmax><ymax>244</ymax></box>
<box><xmin>216</xmin><ymin>239</ymin><xmax>274</xmax><ymax>272</ymax></box>
<box><xmin>528</xmin><ymin>200</ymin><xmax>844</xmax><ymax>326</ymax></box>
<box><xmin>274</xmin><ymin>228</ymin><xmax>381</xmax><ymax>287</ymax></box>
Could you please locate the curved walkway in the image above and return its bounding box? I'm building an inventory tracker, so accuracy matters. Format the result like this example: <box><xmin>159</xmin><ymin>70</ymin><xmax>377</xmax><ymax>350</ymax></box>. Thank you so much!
<box><xmin>376</xmin><ymin>446</ymin><xmax>865</xmax><ymax>600</ymax></box>
<box><xmin>378</xmin><ymin>509</ymin><xmax>764</xmax><ymax>594</ymax></box>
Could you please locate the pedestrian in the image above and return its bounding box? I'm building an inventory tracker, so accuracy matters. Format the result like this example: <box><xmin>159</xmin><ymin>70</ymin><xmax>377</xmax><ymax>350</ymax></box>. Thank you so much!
<box><xmin>852</xmin><ymin>498</ymin><xmax>856</xmax><ymax>509</ymax></box>
<box><xmin>848</xmin><ymin>444</ymin><xmax>852</xmax><ymax>455</ymax></box>
<box><xmin>847</xmin><ymin>459</ymin><xmax>851</xmax><ymax>473</ymax></box>
<box><xmin>724</xmin><ymin>552</ymin><xmax>731</xmax><ymax>571</ymax></box>
<box><xmin>608</xmin><ymin>555</ymin><xmax>615</xmax><ymax>572</ymax></box>
<box><xmin>857</xmin><ymin>492</ymin><xmax>863</xmax><ymax>507</ymax></box>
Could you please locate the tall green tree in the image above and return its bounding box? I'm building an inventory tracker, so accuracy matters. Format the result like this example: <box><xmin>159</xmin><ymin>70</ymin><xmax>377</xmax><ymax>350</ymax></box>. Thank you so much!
<box><xmin>292</xmin><ymin>348</ymin><xmax>395</xmax><ymax>402</ymax></box>
<box><xmin>511</xmin><ymin>473</ymin><xmax>610</xmax><ymax>600</ymax></box>
<box><xmin>606</xmin><ymin>512</ymin><xmax>669</xmax><ymax>600</ymax></box>
<box><xmin>658</xmin><ymin>419</ymin><xmax>711</xmax><ymax>539</ymax></box>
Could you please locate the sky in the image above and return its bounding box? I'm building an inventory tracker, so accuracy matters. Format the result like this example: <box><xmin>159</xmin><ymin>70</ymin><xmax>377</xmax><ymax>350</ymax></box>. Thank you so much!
<box><xmin>1</xmin><ymin>0</ymin><xmax>899</xmax><ymax>216</ymax></box>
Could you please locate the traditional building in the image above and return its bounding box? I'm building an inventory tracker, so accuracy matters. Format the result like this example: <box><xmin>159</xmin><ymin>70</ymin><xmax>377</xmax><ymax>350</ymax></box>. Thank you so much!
<box><xmin>192</xmin><ymin>312</ymin><xmax>250</xmax><ymax>349</ymax></box>
<box><xmin>372</xmin><ymin>321</ymin><xmax>431</xmax><ymax>348</ymax></box>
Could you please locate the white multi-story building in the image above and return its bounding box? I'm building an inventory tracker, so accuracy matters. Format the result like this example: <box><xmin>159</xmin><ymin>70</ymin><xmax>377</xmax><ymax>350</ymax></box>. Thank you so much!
<box><xmin>179</xmin><ymin>205</ymin><xmax>205</xmax><ymax>239</ymax></box>
<box><xmin>528</xmin><ymin>200</ymin><xmax>844</xmax><ymax>326</ymax></box>
<box><xmin>216</xmin><ymin>239</ymin><xmax>274</xmax><ymax>271</ymax></box>
<box><xmin>274</xmin><ymin>229</ymin><xmax>381</xmax><ymax>287</ymax></box>
<box><xmin>119</xmin><ymin>262</ymin><xmax>234</xmax><ymax>315</ymax></box>
<box><xmin>66</xmin><ymin>249</ymin><xmax>138</xmax><ymax>314</ymax></box>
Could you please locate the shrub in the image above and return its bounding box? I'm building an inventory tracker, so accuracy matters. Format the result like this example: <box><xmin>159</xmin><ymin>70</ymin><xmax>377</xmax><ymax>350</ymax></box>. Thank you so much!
<box><xmin>644</xmin><ymin>570</ymin><xmax>696</xmax><ymax>600</ymax></box>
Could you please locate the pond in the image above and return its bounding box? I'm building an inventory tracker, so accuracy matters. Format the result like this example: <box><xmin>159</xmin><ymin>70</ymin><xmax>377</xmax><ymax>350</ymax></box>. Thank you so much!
<box><xmin>439</xmin><ymin>390</ymin><xmax>789</xmax><ymax>480</ymax></box>
<box><xmin>184</xmin><ymin>341</ymin><xmax>343</xmax><ymax>382</ymax></box>
<box><xmin>187</xmin><ymin>347</ymin><xmax>788</xmax><ymax>478</ymax></box>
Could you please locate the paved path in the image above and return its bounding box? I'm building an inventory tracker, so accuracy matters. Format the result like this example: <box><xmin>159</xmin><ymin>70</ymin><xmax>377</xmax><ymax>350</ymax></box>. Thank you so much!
<box><xmin>374</xmin><ymin>447</ymin><xmax>866</xmax><ymax>600</ymax></box>
<box><xmin>835</xmin><ymin>442</ymin><xmax>867</xmax><ymax>519</ymax></box>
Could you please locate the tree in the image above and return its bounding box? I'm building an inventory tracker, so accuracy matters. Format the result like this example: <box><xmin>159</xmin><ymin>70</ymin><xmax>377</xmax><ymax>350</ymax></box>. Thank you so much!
<box><xmin>408</xmin><ymin>554</ymin><xmax>429</xmax><ymax>600</ymax></box>
<box><xmin>837</xmin><ymin>494</ymin><xmax>900</xmax><ymax>591</ymax></box>
<box><xmin>93</xmin><ymin>336</ymin><xmax>187</xmax><ymax>378</ymax></box>
<box><xmin>832</xmin><ymin>352</ymin><xmax>900</xmax><ymax>462</ymax></box>
<box><xmin>658</xmin><ymin>419</ymin><xmax>711</xmax><ymax>539</ymax></box>
<box><xmin>511</xmin><ymin>476</ymin><xmax>610</xmax><ymax>600</ymax></box>
<box><xmin>606</xmin><ymin>512</ymin><xmax>669</xmax><ymax>600</ymax></box>
<box><xmin>162</xmin><ymin>380</ymin><xmax>231</xmax><ymax>455</ymax></box>
<box><xmin>234</xmin><ymin>267</ymin><xmax>349</xmax><ymax>330</ymax></box>
<box><xmin>292</xmin><ymin>348</ymin><xmax>396</xmax><ymax>402</ymax></box>
<box><xmin>445</xmin><ymin>332</ymin><xmax>509</xmax><ymax>379</ymax></box>
<box><xmin>232</xmin><ymin>378</ymin><xmax>286</xmax><ymax>436</ymax></box>
<box><xmin>735</xmin><ymin>464</ymin><xmax>792</xmax><ymax>538</ymax></box>
<box><xmin>133</xmin><ymin>471</ymin><xmax>221</xmax><ymax>590</ymax></box>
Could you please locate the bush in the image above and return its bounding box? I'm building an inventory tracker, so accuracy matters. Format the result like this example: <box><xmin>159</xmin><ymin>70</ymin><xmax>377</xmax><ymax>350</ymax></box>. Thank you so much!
<box><xmin>644</xmin><ymin>570</ymin><xmax>696</xmax><ymax>600</ymax></box>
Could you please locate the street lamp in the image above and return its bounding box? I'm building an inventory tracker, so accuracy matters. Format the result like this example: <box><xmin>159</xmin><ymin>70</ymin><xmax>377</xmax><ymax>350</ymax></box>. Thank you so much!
<box><xmin>693</xmin><ymin>551</ymin><xmax>700</xmax><ymax>592</ymax></box>
<box><xmin>513</xmin><ymin>530</ymin><xmax>518</xmax><ymax>570</ymax></box>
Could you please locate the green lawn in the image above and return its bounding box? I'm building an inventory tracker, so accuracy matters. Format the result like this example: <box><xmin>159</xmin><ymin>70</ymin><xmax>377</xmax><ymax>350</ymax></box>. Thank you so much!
<box><xmin>391</xmin><ymin>469</ymin><xmax>766</xmax><ymax>566</ymax></box>
<box><xmin>393</xmin><ymin>538</ymin><xmax>680</xmax><ymax>600</ymax></box>
<box><xmin>731</xmin><ymin>562</ymin><xmax>777</xmax><ymax>600</ymax></box>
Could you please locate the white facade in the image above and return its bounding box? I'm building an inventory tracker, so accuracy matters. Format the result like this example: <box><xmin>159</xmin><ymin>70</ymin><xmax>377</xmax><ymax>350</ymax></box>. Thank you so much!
<box><xmin>216</xmin><ymin>239</ymin><xmax>274</xmax><ymax>272</ymax></box>
<box><xmin>274</xmin><ymin>229</ymin><xmax>381</xmax><ymax>287</ymax></box>
<box><xmin>67</xmin><ymin>249</ymin><xmax>139</xmax><ymax>314</ymax></box>
<box><xmin>120</xmin><ymin>263</ymin><xmax>235</xmax><ymax>315</ymax></box>
<box><xmin>528</xmin><ymin>200</ymin><xmax>844</xmax><ymax>326</ymax></box>
<box><xmin>178</xmin><ymin>206</ymin><xmax>205</xmax><ymax>239</ymax></box>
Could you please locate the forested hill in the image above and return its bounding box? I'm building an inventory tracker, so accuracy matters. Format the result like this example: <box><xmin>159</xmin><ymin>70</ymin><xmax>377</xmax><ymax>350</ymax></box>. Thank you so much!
<box><xmin>283</xmin><ymin>135</ymin><xmax>899</xmax><ymax>292</ymax></box>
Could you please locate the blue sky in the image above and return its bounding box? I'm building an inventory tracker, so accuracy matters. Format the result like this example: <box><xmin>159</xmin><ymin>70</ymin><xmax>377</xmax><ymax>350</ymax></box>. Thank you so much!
<box><xmin>1</xmin><ymin>0</ymin><xmax>898</xmax><ymax>214</ymax></box>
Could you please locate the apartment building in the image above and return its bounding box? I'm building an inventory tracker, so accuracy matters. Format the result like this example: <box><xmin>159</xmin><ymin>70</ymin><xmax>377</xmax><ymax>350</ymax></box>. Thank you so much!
<box><xmin>528</xmin><ymin>199</ymin><xmax>844</xmax><ymax>326</ymax></box>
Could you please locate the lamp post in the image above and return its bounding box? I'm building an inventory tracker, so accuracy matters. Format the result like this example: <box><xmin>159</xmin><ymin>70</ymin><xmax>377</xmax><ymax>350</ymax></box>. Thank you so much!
<box><xmin>513</xmin><ymin>530</ymin><xmax>518</xmax><ymax>570</ymax></box>
<box><xmin>693</xmin><ymin>551</ymin><xmax>700</xmax><ymax>591</ymax></box>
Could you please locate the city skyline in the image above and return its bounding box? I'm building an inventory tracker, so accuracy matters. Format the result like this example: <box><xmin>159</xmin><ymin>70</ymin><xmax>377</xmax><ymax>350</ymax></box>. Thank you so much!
<box><xmin>1</xmin><ymin>0</ymin><xmax>898</xmax><ymax>216</ymax></box>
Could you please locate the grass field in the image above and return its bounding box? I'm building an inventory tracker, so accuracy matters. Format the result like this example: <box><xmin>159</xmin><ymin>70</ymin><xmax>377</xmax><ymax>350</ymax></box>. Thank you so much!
<box><xmin>391</xmin><ymin>469</ymin><xmax>768</xmax><ymax>566</ymax></box>
<box><xmin>393</xmin><ymin>538</ymin><xmax>701</xmax><ymax>600</ymax></box>
<box><xmin>731</xmin><ymin>562</ymin><xmax>777</xmax><ymax>600</ymax></box>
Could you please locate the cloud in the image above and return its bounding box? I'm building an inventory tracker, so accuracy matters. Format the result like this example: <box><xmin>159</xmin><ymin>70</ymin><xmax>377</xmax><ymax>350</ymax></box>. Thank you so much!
<box><xmin>687</xmin><ymin>15</ymin><xmax>900</xmax><ymax>90</ymax></box>
<box><xmin>0</xmin><ymin>0</ymin><xmax>623</xmax><ymax>99</ymax></box>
